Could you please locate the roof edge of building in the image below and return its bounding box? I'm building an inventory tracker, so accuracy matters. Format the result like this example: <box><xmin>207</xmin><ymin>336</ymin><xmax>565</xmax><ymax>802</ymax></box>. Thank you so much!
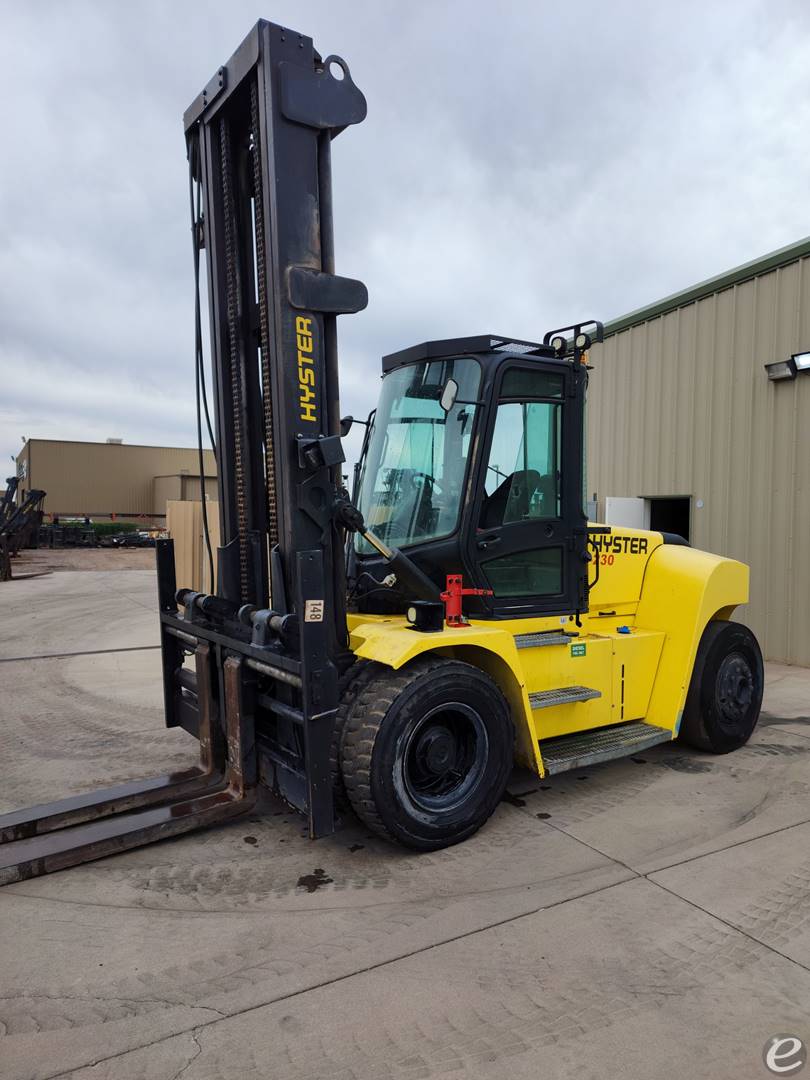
<box><xmin>18</xmin><ymin>438</ymin><xmax>216</xmax><ymax>453</ymax></box>
<box><xmin>604</xmin><ymin>234</ymin><xmax>810</xmax><ymax>337</ymax></box>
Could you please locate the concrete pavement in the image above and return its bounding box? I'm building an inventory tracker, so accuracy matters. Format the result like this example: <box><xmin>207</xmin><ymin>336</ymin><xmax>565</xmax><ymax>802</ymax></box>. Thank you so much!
<box><xmin>1</xmin><ymin>567</ymin><xmax>809</xmax><ymax>1080</ymax></box>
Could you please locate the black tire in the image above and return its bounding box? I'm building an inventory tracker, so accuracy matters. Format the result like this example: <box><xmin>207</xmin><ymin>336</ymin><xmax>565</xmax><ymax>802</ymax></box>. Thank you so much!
<box><xmin>331</xmin><ymin>660</ymin><xmax>383</xmax><ymax>805</ymax></box>
<box><xmin>679</xmin><ymin>620</ymin><xmax>763</xmax><ymax>753</ymax></box>
<box><xmin>339</xmin><ymin>656</ymin><xmax>514</xmax><ymax>850</ymax></box>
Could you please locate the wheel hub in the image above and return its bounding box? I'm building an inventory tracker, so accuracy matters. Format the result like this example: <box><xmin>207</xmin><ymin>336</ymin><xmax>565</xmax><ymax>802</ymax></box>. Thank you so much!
<box><xmin>716</xmin><ymin>652</ymin><xmax>754</xmax><ymax>724</ymax></box>
<box><xmin>402</xmin><ymin>702</ymin><xmax>488</xmax><ymax>812</ymax></box>
<box><xmin>415</xmin><ymin>726</ymin><xmax>455</xmax><ymax>775</ymax></box>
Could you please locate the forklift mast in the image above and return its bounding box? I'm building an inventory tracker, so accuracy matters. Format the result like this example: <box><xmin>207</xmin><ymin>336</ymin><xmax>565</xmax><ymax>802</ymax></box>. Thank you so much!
<box><xmin>0</xmin><ymin>476</ymin><xmax>19</xmax><ymax>530</ymax></box>
<box><xmin>184</xmin><ymin>20</ymin><xmax>367</xmax><ymax>625</ymax></box>
<box><xmin>0</xmin><ymin>487</ymin><xmax>46</xmax><ymax>582</ymax></box>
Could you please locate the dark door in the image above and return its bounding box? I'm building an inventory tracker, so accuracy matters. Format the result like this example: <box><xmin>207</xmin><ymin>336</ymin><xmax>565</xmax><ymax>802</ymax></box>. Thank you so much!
<box><xmin>468</xmin><ymin>361</ymin><xmax>586</xmax><ymax>616</ymax></box>
<box><xmin>648</xmin><ymin>496</ymin><xmax>691</xmax><ymax>542</ymax></box>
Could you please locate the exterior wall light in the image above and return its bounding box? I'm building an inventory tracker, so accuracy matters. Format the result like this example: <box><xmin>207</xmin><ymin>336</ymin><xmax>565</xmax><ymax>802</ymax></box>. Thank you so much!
<box><xmin>791</xmin><ymin>351</ymin><xmax>810</xmax><ymax>372</ymax></box>
<box><xmin>765</xmin><ymin>357</ymin><xmax>797</xmax><ymax>381</ymax></box>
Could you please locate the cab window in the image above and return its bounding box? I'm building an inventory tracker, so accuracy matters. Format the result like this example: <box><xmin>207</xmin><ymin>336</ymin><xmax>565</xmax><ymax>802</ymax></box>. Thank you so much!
<box><xmin>355</xmin><ymin>357</ymin><xmax>481</xmax><ymax>551</ymax></box>
<box><xmin>480</xmin><ymin>392</ymin><xmax>562</xmax><ymax>529</ymax></box>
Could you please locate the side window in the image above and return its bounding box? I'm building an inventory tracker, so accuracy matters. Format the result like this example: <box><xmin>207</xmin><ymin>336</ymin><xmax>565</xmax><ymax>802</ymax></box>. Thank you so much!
<box><xmin>482</xmin><ymin>548</ymin><xmax>563</xmax><ymax>597</ymax></box>
<box><xmin>481</xmin><ymin>398</ymin><xmax>561</xmax><ymax>528</ymax></box>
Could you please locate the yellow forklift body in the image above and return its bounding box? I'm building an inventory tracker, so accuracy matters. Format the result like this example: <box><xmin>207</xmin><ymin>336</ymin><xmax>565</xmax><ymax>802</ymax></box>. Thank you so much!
<box><xmin>347</xmin><ymin>527</ymin><xmax>749</xmax><ymax>777</ymax></box>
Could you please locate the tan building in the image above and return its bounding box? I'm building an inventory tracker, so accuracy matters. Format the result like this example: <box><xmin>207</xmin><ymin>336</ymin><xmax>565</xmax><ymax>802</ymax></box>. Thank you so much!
<box><xmin>15</xmin><ymin>439</ymin><xmax>217</xmax><ymax>524</ymax></box>
<box><xmin>588</xmin><ymin>236</ymin><xmax>810</xmax><ymax>666</ymax></box>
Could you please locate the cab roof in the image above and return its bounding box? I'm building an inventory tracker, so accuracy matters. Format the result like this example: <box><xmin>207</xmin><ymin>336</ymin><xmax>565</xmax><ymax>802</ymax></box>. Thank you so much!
<box><xmin>381</xmin><ymin>334</ymin><xmax>557</xmax><ymax>374</ymax></box>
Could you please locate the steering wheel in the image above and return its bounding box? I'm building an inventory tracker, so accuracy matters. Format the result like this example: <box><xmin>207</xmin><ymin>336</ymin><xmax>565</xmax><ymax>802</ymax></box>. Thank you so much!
<box><xmin>409</xmin><ymin>470</ymin><xmax>443</xmax><ymax>497</ymax></box>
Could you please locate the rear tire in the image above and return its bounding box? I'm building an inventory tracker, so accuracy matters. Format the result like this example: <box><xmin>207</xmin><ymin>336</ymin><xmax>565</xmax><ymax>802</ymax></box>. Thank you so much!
<box><xmin>339</xmin><ymin>657</ymin><xmax>514</xmax><ymax>850</ymax></box>
<box><xmin>679</xmin><ymin>620</ymin><xmax>763</xmax><ymax>753</ymax></box>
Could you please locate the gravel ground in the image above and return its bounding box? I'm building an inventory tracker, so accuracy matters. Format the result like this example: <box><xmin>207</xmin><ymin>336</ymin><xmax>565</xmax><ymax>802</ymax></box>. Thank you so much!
<box><xmin>8</xmin><ymin>546</ymin><xmax>155</xmax><ymax>575</ymax></box>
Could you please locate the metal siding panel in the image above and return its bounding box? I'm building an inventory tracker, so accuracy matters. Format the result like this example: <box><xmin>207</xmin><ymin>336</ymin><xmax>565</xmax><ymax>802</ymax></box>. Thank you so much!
<box><xmin>767</xmin><ymin>379</ymin><xmax>794</xmax><ymax>662</ymax></box>
<box><xmin>609</xmin><ymin>332</ymin><xmax>623</xmax><ymax>492</ymax></box>
<box><xmin>725</xmin><ymin>279</ymin><xmax>756</xmax><ymax>572</ymax></box>
<box><xmin>153</xmin><ymin>476</ymin><xmax>183</xmax><ymax>514</ymax></box>
<box><xmin>635</xmin><ymin>324</ymin><xmax>650</xmax><ymax>491</ymax></box>
<box><xmin>764</xmin><ymin>265</ymin><xmax>799</xmax><ymax>661</ymax></box>
<box><xmin>744</xmin><ymin>272</ymin><xmax>776</xmax><ymax>654</ymax></box>
<box><xmin>610</xmin><ymin>332</ymin><xmax>627</xmax><ymax>492</ymax></box>
<box><xmin>674</xmin><ymin>304</ymin><xmax>697</xmax><ymax>495</ymax></box>
<box><xmin>690</xmin><ymin>297</ymin><xmax>716</xmax><ymax>553</ymax></box>
<box><xmin>594</xmin><ymin>340</ymin><xmax>608</xmax><ymax>499</ymax></box>
<box><xmin>652</xmin><ymin>315</ymin><xmax>669</xmax><ymax>492</ymax></box>
<box><xmin>782</xmin><ymin>262</ymin><xmax>803</xmax><ymax>662</ymax></box>
<box><xmin>639</xmin><ymin>319</ymin><xmax>657</xmax><ymax>494</ymax></box>
<box><xmin>789</xmin><ymin>260</ymin><xmax>810</xmax><ymax>664</ymax></box>
<box><xmin>709</xmin><ymin>288</ymin><xmax>735</xmax><ymax>558</ymax></box>
<box><xmin>791</xmin><ymin>371</ymin><xmax>810</xmax><ymax>664</ymax></box>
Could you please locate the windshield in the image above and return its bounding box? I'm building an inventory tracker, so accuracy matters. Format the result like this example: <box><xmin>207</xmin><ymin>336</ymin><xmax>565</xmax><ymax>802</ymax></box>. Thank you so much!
<box><xmin>355</xmin><ymin>357</ymin><xmax>481</xmax><ymax>552</ymax></box>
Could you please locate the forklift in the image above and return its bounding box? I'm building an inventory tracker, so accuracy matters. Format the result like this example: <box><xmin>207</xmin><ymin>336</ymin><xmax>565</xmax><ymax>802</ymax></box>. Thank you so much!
<box><xmin>0</xmin><ymin>487</ymin><xmax>46</xmax><ymax>582</ymax></box>
<box><xmin>0</xmin><ymin>20</ymin><xmax>763</xmax><ymax>881</ymax></box>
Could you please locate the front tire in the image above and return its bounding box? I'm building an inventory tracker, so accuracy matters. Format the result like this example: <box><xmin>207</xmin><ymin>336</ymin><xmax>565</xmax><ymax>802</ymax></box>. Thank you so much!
<box><xmin>679</xmin><ymin>620</ymin><xmax>763</xmax><ymax>753</ymax></box>
<box><xmin>339</xmin><ymin>657</ymin><xmax>514</xmax><ymax>850</ymax></box>
<box><xmin>331</xmin><ymin>660</ymin><xmax>383</xmax><ymax>805</ymax></box>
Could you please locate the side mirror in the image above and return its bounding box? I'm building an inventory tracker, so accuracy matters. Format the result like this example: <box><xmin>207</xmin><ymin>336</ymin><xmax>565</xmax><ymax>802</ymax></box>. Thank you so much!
<box><xmin>340</xmin><ymin>416</ymin><xmax>354</xmax><ymax>437</ymax></box>
<box><xmin>439</xmin><ymin>378</ymin><xmax>458</xmax><ymax>413</ymax></box>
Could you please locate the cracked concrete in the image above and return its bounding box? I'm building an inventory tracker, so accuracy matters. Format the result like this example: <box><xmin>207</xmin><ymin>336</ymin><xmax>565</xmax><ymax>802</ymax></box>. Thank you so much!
<box><xmin>1</xmin><ymin>566</ymin><xmax>809</xmax><ymax>1080</ymax></box>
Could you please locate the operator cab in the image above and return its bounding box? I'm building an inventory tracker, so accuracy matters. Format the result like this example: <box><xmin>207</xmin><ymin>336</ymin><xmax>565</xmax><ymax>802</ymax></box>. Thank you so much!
<box><xmin>349</xmin><ymin>328</ymin><xmax>598</xmax><ymax>620</ymax></box>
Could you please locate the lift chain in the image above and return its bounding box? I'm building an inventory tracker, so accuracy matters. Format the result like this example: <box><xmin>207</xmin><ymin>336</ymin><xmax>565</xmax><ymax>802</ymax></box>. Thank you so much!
<box><xmin>219</xmin><ymin>114</ymin><xmax>250</xmax><ymax>599</ymax></box>
<box><xmin>249</xmin><ymin>78</ymin><xmax>279</xmax><ymax>551</ymax></box>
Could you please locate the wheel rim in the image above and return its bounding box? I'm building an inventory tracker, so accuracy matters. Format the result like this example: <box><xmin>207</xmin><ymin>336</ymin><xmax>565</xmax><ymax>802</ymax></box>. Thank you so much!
<box><xmin>401</xmin><ymin>702</ymin><xmax>489</xmax><ymax>813</ymax></box>
<box><xmin>715</xmin><ymin>651</ymin><xmax>755</xmax><ymax>730</ymax></box>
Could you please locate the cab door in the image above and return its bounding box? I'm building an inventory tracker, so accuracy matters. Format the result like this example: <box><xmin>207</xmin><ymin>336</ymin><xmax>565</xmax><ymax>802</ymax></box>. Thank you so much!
<box><xmin>468</xmin><ymin>361</ymin><xmax>587</xmax><ymax>617</ymax></box>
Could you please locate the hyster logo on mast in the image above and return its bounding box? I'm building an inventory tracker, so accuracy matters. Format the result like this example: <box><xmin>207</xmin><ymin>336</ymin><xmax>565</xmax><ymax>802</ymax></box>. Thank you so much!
<box><xmin>296</xmin><ymin>315</ymin><xmax>317</xmax><ymax>422</ymax></box>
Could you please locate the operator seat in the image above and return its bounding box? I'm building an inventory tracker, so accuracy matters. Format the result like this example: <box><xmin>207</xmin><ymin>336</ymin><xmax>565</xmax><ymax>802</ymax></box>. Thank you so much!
<box><xmin>480</xmin><ymin>469</ymin><xmax>543</xmax><ymax>528</ymax></box>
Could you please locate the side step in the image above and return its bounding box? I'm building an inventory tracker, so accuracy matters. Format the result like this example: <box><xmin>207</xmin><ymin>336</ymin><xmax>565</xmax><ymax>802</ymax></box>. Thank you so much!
<box><xmin>539</xmin><ymin>721</ymin><xmax>673</xmax><ymax>775</ymax></box>
<box><xmin>515</xmin><ymin>631</ymin><xmax>575</xmax><ymax>649</ymax></box>
<box><xmin>530</xmin><ymin>685</ymin><xmax>601</xmax><ymax>709</ymax></box>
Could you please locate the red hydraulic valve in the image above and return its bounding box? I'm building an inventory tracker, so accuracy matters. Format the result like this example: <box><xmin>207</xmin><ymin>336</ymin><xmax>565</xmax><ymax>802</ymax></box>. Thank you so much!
<box><xmin>440</xmin><ymin>574</ymin><xmax>493</xmax><ymax>627</ymax></box>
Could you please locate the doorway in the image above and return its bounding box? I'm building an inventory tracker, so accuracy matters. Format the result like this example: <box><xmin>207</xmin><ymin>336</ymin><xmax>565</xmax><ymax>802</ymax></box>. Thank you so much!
<box><xmin>647</xmin><ymin>497</ymin><xmax>690</xmax><ymax>542</ymax></box>
<box><xmin>602</xmin><ymin>495</ymin><xmax>691</xmax><ymax>543</ymax></box>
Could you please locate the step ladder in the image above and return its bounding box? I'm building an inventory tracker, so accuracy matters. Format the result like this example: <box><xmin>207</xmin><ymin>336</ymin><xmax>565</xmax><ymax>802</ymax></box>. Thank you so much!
<box><xmin>514</xmin><ymin>631</ymin><xmax>575</xmax><ymax>649</ymax></box>
<box><xmin>538</xmin><ymin>721</ymin><xmax>673</xmax><ymax>775</ymax></box>
<box><xmin>530</xmin><ymin>685</ymin><xmax>602</xmax><ymax>709</ymax></box>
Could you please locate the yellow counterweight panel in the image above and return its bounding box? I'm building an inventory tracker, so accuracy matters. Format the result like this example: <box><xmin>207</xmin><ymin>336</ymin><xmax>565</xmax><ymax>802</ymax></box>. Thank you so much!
<box><xmin>634</xmin><ymin>545</ymin><xmax>749</xmax><ymax>734</ymax></box>
<box><xmin>608</xmin><ymin>629</ymin><xmax>666</xmax><ymax>726</ymax></box>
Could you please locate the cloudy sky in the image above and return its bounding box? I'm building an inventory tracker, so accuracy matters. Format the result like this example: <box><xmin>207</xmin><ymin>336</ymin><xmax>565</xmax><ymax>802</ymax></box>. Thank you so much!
<box><xmin>1</xmin><ymin>0</ymin><xmax>809</xmax><ymax>471</ymax></box>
